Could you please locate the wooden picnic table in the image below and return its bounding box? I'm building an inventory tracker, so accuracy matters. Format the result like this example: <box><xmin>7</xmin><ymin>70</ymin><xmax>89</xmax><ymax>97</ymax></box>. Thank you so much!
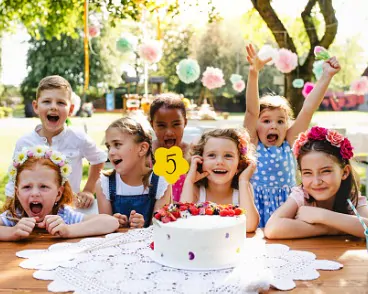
<box><xmin>0</xmin><ymin>228</ymin><xmax>367</xmax><ymax>293</ymax></box>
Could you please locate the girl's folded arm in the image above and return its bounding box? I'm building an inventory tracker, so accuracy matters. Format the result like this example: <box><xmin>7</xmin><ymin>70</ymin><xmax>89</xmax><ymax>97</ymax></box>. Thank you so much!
<box><xmin>66</xmin><ymin>214</ymin><xmax>119</xmax><ymax>238</ymax></box>
<box><xmin>313</xmin><ymin>206</ymin><xmax>368</xmax><ymax>238</ymax></box>
<box><xmin>0</xmin><ymin>221</ymin><xmax>17</xmax><ymax>241</ymax></box>
<box><xmin>95</xmin><ymin>179</ymin><xmax>113</xmax><ymax>215</ymax></box>
<box><xmin>238</xmin><ymin>180</ymin><xmax>259</xmax><ymax>232</ymax></box>
<box><xmin>264</xmin><ymin>198</ymin><xmax>330</xmax><ymax>239</ymax></box>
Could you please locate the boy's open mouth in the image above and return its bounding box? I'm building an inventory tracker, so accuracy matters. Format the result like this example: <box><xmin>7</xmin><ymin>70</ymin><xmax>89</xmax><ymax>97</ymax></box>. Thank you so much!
<box><xmin>30</xmin><ymin>202</ymin><xmax>43</xmax><ymax>215</ymax></box>
<box><xmin>47</xmin><ymin>115</ymin><xmax>60</xmax><ymax>122</ymax></box>
<box><xmin>164</xmin><ymin>139</ymin><xmax>176</xmax><ymax>148</ymax></box>
<box><xmin>113</xmin><ymin>159</ymin><xmax>122</xmax><ymax>166</ymax></box>
<box><xmin>267</xmin><ymin>134</ymin><xmax>279</xmax><ymax>144</ymax></box>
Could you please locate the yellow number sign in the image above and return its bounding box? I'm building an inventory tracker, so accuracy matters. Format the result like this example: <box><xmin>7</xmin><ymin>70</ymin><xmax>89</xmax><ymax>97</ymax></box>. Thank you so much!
<box><xmin>153</xmin><ymin>146</ymin><xmax>189</xmax><ymax>184</ymax></box>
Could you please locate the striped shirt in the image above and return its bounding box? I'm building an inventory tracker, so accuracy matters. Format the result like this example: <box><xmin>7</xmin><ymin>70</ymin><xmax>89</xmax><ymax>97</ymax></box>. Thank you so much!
<box><xmin>0</xmin><ymin>205</ymin><xmax>85</xmax><ymax>227</ymax></box>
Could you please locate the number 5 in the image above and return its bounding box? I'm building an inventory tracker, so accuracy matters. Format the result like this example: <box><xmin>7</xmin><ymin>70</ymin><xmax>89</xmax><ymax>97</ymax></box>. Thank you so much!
<box><xmin>166</xmin><ymin>154</ymin><xmax>176</xmax><ymax>174</ymax></box>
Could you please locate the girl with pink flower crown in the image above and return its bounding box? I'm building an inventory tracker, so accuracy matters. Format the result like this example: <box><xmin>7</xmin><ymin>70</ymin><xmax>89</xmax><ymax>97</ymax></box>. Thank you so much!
<box><xmin>181</xmin><ymin>128</ymin><xmax>260</xmax><ymax>232</ymax></box>
<box><xmin>0</xmin><ymin>146</ymin><xmax>119</xmax><ymax>241</ymax></box>
<box><xmin>244</xmin><ymin>44</ymin><xmax>341</xmax><ymax>227</ymax></box>
<box><xmin>265</xmin><ymin>127</ymin><xmax>368</xmax><ymax>239</ymax></box>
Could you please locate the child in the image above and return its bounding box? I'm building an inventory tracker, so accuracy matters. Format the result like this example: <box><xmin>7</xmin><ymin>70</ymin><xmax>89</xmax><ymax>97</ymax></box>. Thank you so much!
<box><xmin>96</xmin><ymin>117</ymin><xmax>171</xmax><ymax>228</ymax></box>
<box><xmin>181</xmin><ymin>128</ymin><xmax>260</xmax><ymax>232</ymax></box>
<box><xmin>5</xmin><ymin>75</ymin><xmax>107</xmax><ymax>209</ymax></box>
<box><xmin>149</xmin><ymin>93</ymin><xmax>189</xmax><ymax>202</ymax></box>
<box><xmin>265</xmin><ymin>127</ymin><xmax>368</xmax><ymax>239</ymax></box>
<box><xmin>0</xmin><ymin>146</ymin><xmax>119</xmax><ymax>241</ymax></box>
<box><xmin>244</xmin><ymin>44</ymin><xmax>341</xmax><ymax>227</ymax></box>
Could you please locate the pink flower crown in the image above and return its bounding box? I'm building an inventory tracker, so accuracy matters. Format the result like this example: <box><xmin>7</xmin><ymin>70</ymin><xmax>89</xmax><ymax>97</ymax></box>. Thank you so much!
<box><xmin>238</xmin><ymin>135</ymin><xmax>248</xmax><ymax>155</ymax></box>
<box><xmin>293</xmin><ymin>126</ymin><xmax>354</xmax><ymax>160</ymax></box>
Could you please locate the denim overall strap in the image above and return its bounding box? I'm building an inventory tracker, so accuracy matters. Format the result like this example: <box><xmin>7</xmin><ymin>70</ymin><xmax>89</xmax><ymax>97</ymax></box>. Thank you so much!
<box><xmin>108</xmin><ymin>170</ymin><xmax>117</xmax><ymax>203</ymax></box>
<box><xmin>145</xmin><ymin>173</ymin><xmax>159</xmax><ymax>227</ymax></box>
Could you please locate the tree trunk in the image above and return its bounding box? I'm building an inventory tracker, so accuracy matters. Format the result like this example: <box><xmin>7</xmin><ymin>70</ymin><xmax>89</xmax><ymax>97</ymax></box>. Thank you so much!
<box><xmin>251</xmin><ymin>0</ymin><xmax>338</xmax><ymax>116</ymax></box>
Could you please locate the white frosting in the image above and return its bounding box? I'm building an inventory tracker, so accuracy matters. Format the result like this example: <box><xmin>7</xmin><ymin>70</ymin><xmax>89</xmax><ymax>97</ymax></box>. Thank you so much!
<box><xmin>153</xmin><ymin>215</ymin><xmax>246</xmax><ymax>270</ymax></box>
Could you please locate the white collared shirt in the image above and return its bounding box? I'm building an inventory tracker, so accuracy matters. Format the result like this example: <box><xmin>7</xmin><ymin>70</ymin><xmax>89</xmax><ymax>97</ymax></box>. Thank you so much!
<box><xmin>6</xmin><ymin>125</ymin><xmax>107</xmax><ymax>196</ymax></box>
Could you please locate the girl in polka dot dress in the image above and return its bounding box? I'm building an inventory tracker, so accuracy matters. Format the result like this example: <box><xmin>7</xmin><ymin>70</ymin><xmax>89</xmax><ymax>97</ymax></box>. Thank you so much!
<box><xmin>244</xmin><ymin>44</ymin><xmax>341</xmax><ymax>227</ymax></box>
<box><xmin>181</xmin><ymin>128</ymin><xmax>260</xmax><ymax>232</ymax></box>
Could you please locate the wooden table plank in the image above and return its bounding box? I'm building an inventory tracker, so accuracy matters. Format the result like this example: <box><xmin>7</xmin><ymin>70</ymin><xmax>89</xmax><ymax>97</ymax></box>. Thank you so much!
<box><xmin>0</xmin><ymin>229</ymin><xmax>367</xmax><ymax>293</ymax></box>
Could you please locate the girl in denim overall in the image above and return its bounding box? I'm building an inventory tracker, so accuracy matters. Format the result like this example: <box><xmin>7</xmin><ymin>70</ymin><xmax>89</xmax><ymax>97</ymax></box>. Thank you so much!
<box><xmin>96</xmin><ymin>117</ymin><xmax>171</xmax><ymax>228</ymax></box>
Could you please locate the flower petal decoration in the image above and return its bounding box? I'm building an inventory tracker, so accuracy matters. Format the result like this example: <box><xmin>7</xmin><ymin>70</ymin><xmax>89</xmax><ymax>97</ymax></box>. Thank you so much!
<box><xmin>258</xmin><ymin>45</ymin><xmax>279</xmax><ymax>65</ymax></box>
<box><xmin>292</xmin><ymin>78</ymin><xmax>304</xmax><ymax>88</ymax></box>
<box><xmin>314</xmin><ymin>46</ymin><xmax>330</xmax><ymax>61</ymax></box>
<box><xmin>350</xmin><ymin>76</ymin><xmax>368</xmax><ymax>95</ymax></box>
<box><xmin>232</xmin><ymin>80</ymin><xmax>245</xmax><ymax>92</ymax></box>
<box><xmin>139</xmin><ymin>40</ymin><xmax>163</xmax><ymax>64</ymax></box>
<box><xmin>274</xmin><ymin>48</ymin><xmax>298</xmax><ymax>73</ymax></box>
<box><xmin>116</xmin><ymin>34</ymin><xmax>138</xmax><ymax>55</ymax></box>
<box><xmin>176</xmin><ymin>59</ymin><xmax>201</xmax><ymax>84</ymax></box>
<box><xmin>201</xmin><ymin>67</ymin><xmax>225</xmax><ymax>90</ymax></box>
<box><xmin>230</xmin><ymin>74</ymin><xmax>243</xmax><ymax>84</ymax></box>
<box><xmin>89</xmin><ymin>25</ymin><xmax>100</xmax><ymax>38</ymax></box>
<box><xmin>302</xmin><ymin>82</ymin><xmax>315</xmax><ymax>98</ymax></box>
<box><xmin>313</xmin><ymin>60</ymin><xmax>324</xmax><ymax>80</ymax></box>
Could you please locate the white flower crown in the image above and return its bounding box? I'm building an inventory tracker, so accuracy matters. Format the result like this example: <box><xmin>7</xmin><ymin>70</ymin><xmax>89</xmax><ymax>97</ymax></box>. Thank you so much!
<box><xmin>8</xmin><ymin>146</ymin><xmax>72</xmax><ymax>185</ymax></box>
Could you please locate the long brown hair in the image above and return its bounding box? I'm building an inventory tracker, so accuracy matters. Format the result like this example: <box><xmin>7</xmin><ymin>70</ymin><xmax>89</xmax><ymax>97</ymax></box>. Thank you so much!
<box><xmin>105</xmin><ymin>117</ymin><xmax>154</xmax><ymax>188</ymax></box>
<box><xmin>297</xmin><ymin>140</ymin><xmax>359</xmax><ymax>214</ymax></box>
<box><xmin>2</xmin><ymin>157</ymin><xmax>73</xmax><ymax>218</ymax></box>
<box><xmin>191</xmin><ymin>128</ymin><xmax>256</xmax><ymax>189</ymax></box>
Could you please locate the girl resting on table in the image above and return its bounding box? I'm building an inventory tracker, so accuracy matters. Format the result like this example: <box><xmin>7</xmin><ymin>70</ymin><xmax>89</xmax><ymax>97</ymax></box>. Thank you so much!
<box><xmin>96</xmin><ymin>117</ymin><xmax>171</xmax><ymax>228</ymax></box>
<box><xmin>265</xmin><ymin>126</ymin><xmax>368</xmax><ymax>239</ymax></box>
<box><xmin>181</xmin><ymin>128</ymin><xmax>260</xmax><ymax>232</ymax></box>
<box><xmin>0</xmin><ymin>146</ymin><xmax>119</xmax><ymax>241</ymax></box>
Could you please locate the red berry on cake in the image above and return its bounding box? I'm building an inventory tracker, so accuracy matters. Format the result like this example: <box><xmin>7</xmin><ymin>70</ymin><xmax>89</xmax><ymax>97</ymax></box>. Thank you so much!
<box><xmin>189</xmin><ymin>206</ymin><xmax>200</xmax><ymax>216</ymax></box>
<box><xmin>149</xmin><ymin>242</ymin><xmax>154</xmax><ymax>250</ymax></box>
<box><xmin>161</xmin><ymin>216</ymin><xmax>171</xmax><ymax>223</ymax></box>
<box><xmin>228</xmin><ymin>209</ymin><xmax>235</xmax><ymax>217</ymax></box>
<box><xmin>154</xmin><ymin>213</ymin><xmax>162</xmax><ymax>220</ymax></box>
<box><xmin>205</xmin><ymin>208</ymin><xmax>214</xmax><ymax>215</ymax></box>
<box><xmin>234</xmin><ymin>208</ymin><xmax>243</xmax><ymax>215</ymax></box>
<box><xmin>219</xmin><ymin>209</ymin><xmax>228</xmax><ymax>217</ymax></box>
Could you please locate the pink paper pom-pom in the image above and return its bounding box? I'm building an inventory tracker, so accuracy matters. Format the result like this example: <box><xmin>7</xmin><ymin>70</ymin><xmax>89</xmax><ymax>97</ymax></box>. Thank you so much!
<box><xmin>274</xmin><ymin>48</ymin><xmax>298</xmax><ymax>73</ymax></box>
<box><xmin>350</xmin><ymin>76</ymin><xmax>368</xmax><ymax>95</ymax></box>
<box><xmin>232</xmin><ymin>80</ymin><xmax>245</xmax><ymax>92</ymax></box>
<box><xmin>89</xmin><ymin>26</ymin><xmax>100</xmax><ymax>38</ymax></box>
<box><xmin>201</xmin><ymin>67</ymin><xmax>225</xmax><ymax>90</ymax></box>
<box><xmin>302</xmin><ymin>82</ymin><xmax>315</xmax><ymax>98</ymax></box>
<box><xmin>139</xmin><ymin>40</ymin><xmax>163</xmax><ymax>64</ymax></box>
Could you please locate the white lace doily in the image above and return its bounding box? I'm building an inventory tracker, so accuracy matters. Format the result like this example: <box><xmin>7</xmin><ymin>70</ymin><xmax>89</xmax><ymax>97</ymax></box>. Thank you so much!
<box><xmin>16</xmin><ymin>228</ymin><xmax>342</xmax><ymax>293</ymax></box>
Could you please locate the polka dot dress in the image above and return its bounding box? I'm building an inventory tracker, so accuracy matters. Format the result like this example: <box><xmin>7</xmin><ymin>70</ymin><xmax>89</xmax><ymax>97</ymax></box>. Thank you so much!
<box><xmin>251</xmin><ymin>141</ymin><xmax>296</xmax><ymax>227</ymax></box>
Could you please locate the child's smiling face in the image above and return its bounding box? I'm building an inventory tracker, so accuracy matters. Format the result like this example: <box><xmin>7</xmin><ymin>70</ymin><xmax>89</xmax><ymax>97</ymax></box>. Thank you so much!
<box><xmin>15</xmin><ymin>163</ymin><xmax>63</xmax><ymax>221</ymax></box>
<box><xmin>33</xmin><ymin>89</ymin><xmax>73</xmax><ymax>138</ymax></box>
<box><xmin>151</xmin><ymin>107</ymin><xmax>187</xmax><ymax>149</ymax></box>
<box><xmin>202</xmin><ymin>137</ymin><xmax>239</xmax><ymax>186</ymax></box>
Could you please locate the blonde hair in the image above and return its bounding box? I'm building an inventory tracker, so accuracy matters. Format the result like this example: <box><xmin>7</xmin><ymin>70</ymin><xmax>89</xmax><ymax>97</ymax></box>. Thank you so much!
<box><xmin>191</xmin><ymin>128</ymin><xmax>256</xmax><ymax>189</ymax></box>
<box><xmin>105</xmin><ymin>117</ymin><xmax>153</xmax><ymax>188</ymax></box>
<box><xmin>36</xmin><ymin>75</ymin><xmax>72</xmax><ymax>100</ymax></box>
<box><xmin>259</xmin><ymin>95</ymin><xmax>294</xmax><ymax>121</ymax></box>
<box><xmin>2</xmin><ymin>157</ymin><xmax>73</xmax><ymax>218</ymax></box>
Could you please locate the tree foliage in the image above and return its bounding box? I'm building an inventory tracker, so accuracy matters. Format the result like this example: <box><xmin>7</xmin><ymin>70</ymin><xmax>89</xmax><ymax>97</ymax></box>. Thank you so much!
<box><xmin>250</xmin><ymin>0</ymin><xmax>338</xmax><ymax>115</ymax></box>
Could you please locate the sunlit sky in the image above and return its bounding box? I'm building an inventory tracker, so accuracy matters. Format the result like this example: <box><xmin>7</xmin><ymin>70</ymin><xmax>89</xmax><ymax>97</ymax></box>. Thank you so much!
<box><xmin>2</xmin><ymin>0</ymin><xmax>368</xmax><ymax>85</ymax></box>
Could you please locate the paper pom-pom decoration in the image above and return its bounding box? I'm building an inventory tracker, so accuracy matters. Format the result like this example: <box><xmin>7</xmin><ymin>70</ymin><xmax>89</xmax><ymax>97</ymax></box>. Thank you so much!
<box><xmin>176</xmin><ymin>59</ymin><xmax>200</xmax><ymax>84</ymax></box>
<box><xmin>314</xmin><ymin>46</ymin><xmax>330</xmax><ymax>61</ymax></box>
<box><xmin>274</xmin><ymin>48</ymin><xmax>298</xmax><ymax>73</ymax></box>
<box><xmin>230</xmin><ymin>74</ymin><xmax>242</xmax><ymax>84</ymax></box>
<box><xmin>232</xmin><ymin>80</ymin><xmax>245</xmax><ymax>92</ymax></box>
<box><xmin>258</xmin><ymin>45</ymin><xmax>278</xmax><ymax>65</ymax></box>
<box><xmin>292</xmin><ymin>79</ymin><xmax>304</xmax><ymax>88</ymax></box>
<box><xmin>139</xmin><ymin>40</ymin><xmax>163</xmax><ymax>63</ymax></box>
<box><xmin>116</xmin><ymin>34</ymin><xmax>137</xmax><ymax>55</ymax></box>
<box><xmin>302</xmin><ymin>82</ymin><xmax>315</xmax><ymax>98</ymax></box>
<box><xmin>350</xmin><ymin>76</ymin><xmax>368</xmax><ymax>95</ymax></box>
<box><xmin>313</xmin><ymin>60</ymin><xmax>324</xmax><ymax>80</ymax></box>
<box><xmin>201</xmin><ymin>67</ymin><xmax>225</xmax><ymax>90</ymax></box>
<box><xmin>89</xmin><ymin>26</ymin><xmax>100</xmax><ymax>38</ymax></box>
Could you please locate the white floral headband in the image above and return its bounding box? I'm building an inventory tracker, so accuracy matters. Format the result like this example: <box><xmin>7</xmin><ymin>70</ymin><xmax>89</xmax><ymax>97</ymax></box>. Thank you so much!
<box><xmin>8</xmin><ymin>146</ymin><xmax>72</xmax><ymax>185</ymax></box>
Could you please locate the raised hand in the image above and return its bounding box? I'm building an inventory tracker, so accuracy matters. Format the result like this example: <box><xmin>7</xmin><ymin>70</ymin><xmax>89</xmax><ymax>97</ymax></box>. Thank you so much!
<box><xmin>11</xmin><ymin>217</ymin><xmax>37</xmax><ymax>240</ymax></box>
<box><xmin>129</xmin><ymin>210</ymin><xmax>145</xmax><ymax>228</ymax></box>
<box><xmin>186</xmin><ymin>155</ymin><xmax>209</xmax><ymax>184</ymax></box>
<box><xmin>246</xmin><ymin>44</ymin><xmax>272</xmax><ymax>72</ymax></box>
<box><xmin>322</xmin><ymin>56</ymin><xmax>341</xmax><ymax>77</ymax></box>
<box><xmin>113</xmin><ymin>213</ymin><xmax>129</xmax><ymax>228</ymax></box>
<box><xmin>38</xmin><ymin>215</ymin><xmax>69</xmax><ymax>237</ymax></box>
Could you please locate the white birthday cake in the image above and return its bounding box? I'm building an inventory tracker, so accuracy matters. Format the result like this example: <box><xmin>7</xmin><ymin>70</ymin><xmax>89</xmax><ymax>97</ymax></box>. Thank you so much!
<box><xmin>152</xmin><ymin>203</ymin><xmax>246</xmax><ymax>270</ymax></box>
